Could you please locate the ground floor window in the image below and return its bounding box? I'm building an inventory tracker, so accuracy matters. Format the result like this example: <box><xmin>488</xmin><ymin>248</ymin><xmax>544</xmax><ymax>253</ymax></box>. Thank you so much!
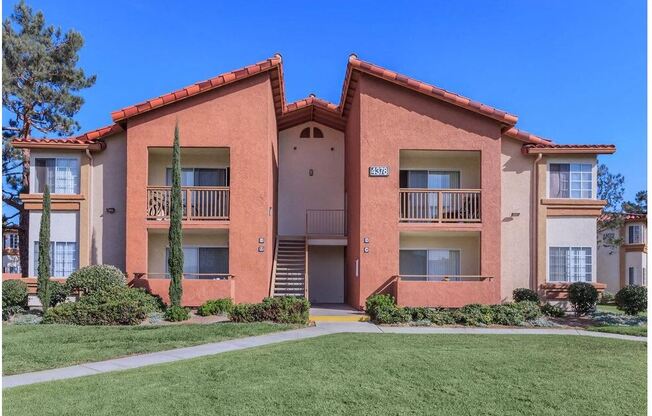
<box><xmin>628</xmin><ymin>267</ymin><xmax>635</xmax><ymax>285</ymax></box>
<box><xmin>166</xmin><ymin>246</ymin><xmax>228</xmax><ymax>279</ymax></box>
<box><xmin>548</xmin><ymin>247</ymin><xmax>592</xmax><ymax>282</ymax></box>
<box><xmin>33</xmin><ymin>241</ymin><xmax>78</xmax><ymax>277</ymax></box>
<box><xmin>399</xmin><ymin>249</ymin><xmax>461</xmax><ymax>281</ymax></box>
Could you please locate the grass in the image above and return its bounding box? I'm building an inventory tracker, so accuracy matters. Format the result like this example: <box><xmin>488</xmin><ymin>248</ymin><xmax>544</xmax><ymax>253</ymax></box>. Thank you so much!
<box><xmin>2</xmin><ymin>322</ymin><xmax>299</xmax><ymax>375</ymax></box>
<box><xmin>596</xmin><ymin>304</ymin><xmax>647</xmax><ymax>316</ymax></box>
<box><xmin>4</xmin><ymin>334</ymin><xmax>646</xmax><ymax>416</ymax></box>
<box><xmin>586</xmin><ymin>325</ymin><xmax>647</xmax><ymax>337</ymax></box>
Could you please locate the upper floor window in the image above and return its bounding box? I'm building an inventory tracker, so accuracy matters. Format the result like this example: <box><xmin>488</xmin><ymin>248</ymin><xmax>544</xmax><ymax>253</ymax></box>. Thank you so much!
<box><xmin>165</xmin><ymin>168</ymin><xmax>229</xmax><ymax>187</ymax></box>
<box><xmin>34</xmin><ymin>158</ymin><xmax>80</xmax><ymax>194</ymax></box>
<box><xmin>4</xmin><ymin>233</ymin><xmax>19</xmax><ymax>250</ymax></box>
<box><xmin>548</xmin><ymin>246</ymin><xmax>592</xmax><ymax>282</ymax></box>
<box><xmin>628</xmin><ymin>225</ymin><xmax>643</xmax><ymax>244</ymax></box>
<box><xmin>549</xmin><ymin>163</ymin><xmax>592</xmax><ymax>199</ymax></box>
<box><xmin>400</xmin><ymin>170</ymin><xmax>460</xmax><ymax>189</ymax></box>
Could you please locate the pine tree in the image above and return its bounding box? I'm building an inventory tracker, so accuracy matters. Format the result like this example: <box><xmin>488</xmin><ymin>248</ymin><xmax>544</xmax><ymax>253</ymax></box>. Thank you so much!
<box><xmin>168</xmin><ymin>123</ymin><xmax>184</xmax><ymax>306</ymax></box>
<box><xmin>37</xmin><ymin>185</ymin><xmax>51</xmax><ymax>311</ymax></box>
<box><xmin>3</xmin><ymin>1</ymin><xmax>96</xmax><ymax>276</ymax></box>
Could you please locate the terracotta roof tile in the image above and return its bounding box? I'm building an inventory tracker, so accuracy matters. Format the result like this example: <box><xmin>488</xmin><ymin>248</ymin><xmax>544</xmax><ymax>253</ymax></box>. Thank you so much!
<box><xmin>341</xmin><ymin>54</ymin><xmax>519</xmax><ymax>125</ymax></box>
<box><xmin>503</xmin><ymin>127</ymin><xmax>552</xmax><ymax>145</ymax></box>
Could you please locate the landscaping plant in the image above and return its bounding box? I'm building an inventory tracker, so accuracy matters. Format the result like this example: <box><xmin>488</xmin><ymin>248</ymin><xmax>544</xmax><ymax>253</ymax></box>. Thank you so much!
<box><xmin>568</xmin><ymin>282</ymin><xmax>599</xmax><ymax>316</ymax></box>
<box><xmin>2</xmin><ymin>279</ymin><xmax>28</xmax><ymax>320</ymax></box>
<box><xmin>540</xmin><ymin>302</ymin><xmax>565</xmax><ymax>318</ymax></box>
<box><xmin>167</xmin><ymin>122</ymin><xmax>184</xmax><ymax>310</ymax></box>
<box><xmin>615</xmin><ymin>285</ymin><xmax>647</xmax><ymax>316</ymax></box>
<box><xmin>512</xmin><ymin>288</ymin><xmax>539</xmax><ymax>303</ymax></box>
<box><xmin>65</xmin><ymin>264</ymin><xmax>126</xmax><ymax>295</ymax></box>
<box><xmin>229</xmin><ymin>297</ymin><xmax>309</xmax><ymax>324</ymax></box>
<box><xmin>364</xmin><ymin>293</ymin><xmax>397</xmax><ymax>321</ymax></box>
<box><xmin>164</xmin><ymin>305</ymin><xmax>190</xmax><ymax>322</ymax></box>
<box><xmin>599</xmin><ymin>291</ymin><xmax>615</xmax><ymax>305</ymax></box>
<box><xmin>48</xmin><ymin>281</ymin><xmax>69</xmax><ymax>307</ymax></box>
<box><xmin>197</xmin><ymin>298</ymin><xmax>234</xmax><ymax>316</ymax></box>
<box><xmin>36</xmin><ymin>185</ymin><xmax>52</xmax><ymax>311</ymax></box>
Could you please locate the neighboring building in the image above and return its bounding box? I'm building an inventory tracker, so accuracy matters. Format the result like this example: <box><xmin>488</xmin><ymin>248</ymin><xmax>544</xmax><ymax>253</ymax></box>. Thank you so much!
<box><xmin>2</xmin><ymin>226</ymin><xmax>21</xmax><ymax>274</ymax></box>
<box><xmin>11</xmin><ymin>54</ymin><xmax>616</xmax><ymax>308</ymax></box>
<box><xmin>597</xmin><ymin>213</ymin><xmax>647</xmax><ymax>292</ymax></box>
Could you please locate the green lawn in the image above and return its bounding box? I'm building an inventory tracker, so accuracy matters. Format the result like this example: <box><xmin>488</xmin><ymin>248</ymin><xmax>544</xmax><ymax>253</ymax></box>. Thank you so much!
<box><xmin>586</xmin><ymin>325</ymin><xmax>647</xmax><ymax>337</ymax></box>
<box><xmin>596</xmin><ymin>304</ymin><xmax>647</xmax><ymax>316</ymax></box>
<box><xmin>2</xmin><ymin>322</ymin><xmax>299</xmax><ymax>375</ymax></box>
<box><xmin>4</xmin><ymin>334</ymin><xmax>646</xmax><ymax>416</ymax></box>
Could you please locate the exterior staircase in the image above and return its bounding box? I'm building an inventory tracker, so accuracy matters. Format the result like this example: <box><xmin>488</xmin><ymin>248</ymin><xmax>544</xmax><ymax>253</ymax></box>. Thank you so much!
<box><xmin>270</xmin><ymin>236</ymin><xmax>308</xmax><ymax>298</ymax></box>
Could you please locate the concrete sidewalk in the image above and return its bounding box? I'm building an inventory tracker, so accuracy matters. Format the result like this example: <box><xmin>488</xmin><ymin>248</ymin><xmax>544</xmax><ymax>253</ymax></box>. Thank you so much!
<box><xmin>3</xmin><ymin>322</ymin><xmax>645</xmax><ymax>389</ymax></box>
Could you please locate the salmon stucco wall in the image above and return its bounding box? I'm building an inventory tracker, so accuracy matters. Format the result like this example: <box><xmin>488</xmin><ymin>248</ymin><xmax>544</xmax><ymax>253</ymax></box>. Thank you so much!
<box><xmin>500</xmin><ymin>138</ymin><xmax>533</xmax><ymax>300</ymax></box>
<box><xmin>344</xmin><ymin>91</ymin><xmax>362</xmax><ymax>307</ymax></box>
<box><xmin>350</xmin><ymin>75</ymin><xmax>503</xmax><ymax>309</ymax></box>
<box><xmin>125</xmin><ymin>74</ymin><xmax>277</xmax><ymax>303</ymax></box>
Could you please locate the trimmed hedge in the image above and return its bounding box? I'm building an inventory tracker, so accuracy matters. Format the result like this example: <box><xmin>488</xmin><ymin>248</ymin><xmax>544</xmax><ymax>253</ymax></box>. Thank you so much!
<box><xmin>615</xmin><ymin>285</ymin><xmax>647</xmax><ymax>316</ymax></box>
<box><xmin>65</xmin><ymin>265</ymin><xmax>126</xmax><ymax>295</ymax></box>
<box><xmin>513</xmin><ymin>288</ymin><xmax>539</xmax><ymax>303</ymax></box>
<box><xmin>81</xmin><ymin>286</ymin><xmax>163</xmax><ymax>314</ymax></box>
<box><xmin>568</xmin><ymin>282</ymin><xmax>599</xmax><ymax>316</ymax></box>
<box><xmin>197</xmin><ymin>298</ymin><xmax>234</xmax><ymax>316</ymax></box>
<box><xmin>43</xmin><ymin>302</ymin><xmax>147</xmax><ymax>325</ymax></box>
<box><xmin>229</xmin><ymin>297</ymin><xmax>309</xmax><ymax>324</ymax></box>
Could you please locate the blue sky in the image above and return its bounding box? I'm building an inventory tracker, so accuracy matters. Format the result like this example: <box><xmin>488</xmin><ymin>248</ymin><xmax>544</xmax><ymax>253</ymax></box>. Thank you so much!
<box><xmin>2</xmin><ymin>0</ymin><xmax>647</xmax><ymax>201</ymax></box>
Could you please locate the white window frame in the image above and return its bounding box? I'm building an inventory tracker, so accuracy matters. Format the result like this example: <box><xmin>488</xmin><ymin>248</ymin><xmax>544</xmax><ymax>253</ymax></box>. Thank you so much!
<box><xmin>399</xmin><ymin>248</ymin><xmax>463</xmax><ymax>281</ymax></box>
<box><xmin>547</xmin><ymin>160</ymin><xmax>596</xmax><ymax>199</ymax></box>
<box><xmin>547</xmin><ymin>246</ymin><xmax>593</xmax><ymax>282</ymax></box>
<box><xmin>5</xmin><ymin>233</ymin><xmax>19</xmax><ymax>250</ymax></box>
<box><xmin>628</xmin><ymin>225</ymin><xmax>643</xmax><ymax>244</ymax></box>
<box><xmin>32</xmin><ymin>156</ymin><xmax>81</xmax><ymax>194</ymax></box>
<box><xmin>628</xmin><ymin>267</ymin><xmax>636</xmax><ymax>286</ymax></box>
<box><xmin>32</xmin><ymin>241</ymin><xmax>79</xmax><ymax>277</ymax></box>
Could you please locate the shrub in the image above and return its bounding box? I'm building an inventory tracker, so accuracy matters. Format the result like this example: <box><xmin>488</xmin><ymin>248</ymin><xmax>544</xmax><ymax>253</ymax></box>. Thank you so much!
<box><xmin>568</xmin><ymin>282</ymin><xmax>599</xmax><ymax>316</ymax></box>
<box><xmin>453</xmin><ymin>304</ymin><xmax>495</xmax><ymax>326</ymax></box>
<box><xmin>229</xmin><ymin>297</ymin><xmax>309</xmax><ymax>324</ymax></box>
<box><xmin>81</xmin><ymin>286</ymin><xmax>163</xmax><ymax>313</ymax></box>
<box><xmin>513</xmin><ymin>288</ymin><xmax>539</xmax><ymax>303</ymax></box>
<box><xmin>428</xmin><ymin>310</ymin><xmax>455</xmax><ymax>326</ymax></box>
<box><xmin>43</xmin><ymin>302</ymin><xmax>148</xmax><ymax>325</ymax></box>
<box><xmin>2</xmin><ymin>279</ymin><xmax>28</xmax><ymax>310</ymax></box>
<box><xmin>197</xmin><ymin>298</ymin><xmax>234</xmax><ymax>316</ymax></box>
<box><xmin>374</xmin><ymin>306</ymin><xmax>410</xmax><ymax>324</ymax></box>
<box><xmin>599</xmin><ymin>291</ymin><xmax>615</xmax><ymax>305</ymax></box>
<box><xmin>491</xmin><ymin>304</ymin><xmax>525</xmax><ymax>326</ymax></box>
<box><xmin>12</xmin><ymin>312</ymin><xmax>42</xmax><ymax>325</ymax></box>
<box><xmin>513</xmin><ymin>301</ymin><xmax>542</xmax><ymax>321</ymax></box>
<box><xmin>540</xmin><ymin>302</ymin><xmax>565</xmax><ymax>318</ymax></box>
<box><xmin>48</xmin><ymin>281</ymin><xmax>69</xmax><ymax>307</ymax></box>
<box><xmin>3</xmin><ymin>305</ymin><xmax>26</xmax><ymax>321</ymax></box>
<box><xmin>164</xmin><ymin>305</ymin><xmax>190</xmax><ymax>322</ymax></box>
<box><xmin>615</xmin><ymin>286</ymin><xmax>647</xmax><ymax>316</ymax></box>
<box><xmin>66</xmin><ymin>265</ymin><xmax>126</xmax><ymax>295</ymax></box>
<box><xmin>365</xmin><ymin>294</ymin><xmax>396</xmax><ymax>321</ymax></box>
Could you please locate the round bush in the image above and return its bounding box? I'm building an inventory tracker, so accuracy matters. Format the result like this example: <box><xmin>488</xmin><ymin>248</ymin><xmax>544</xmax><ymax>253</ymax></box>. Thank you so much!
<box><xmin>81</xmin><ymin>286</ymin><xmax>164</xmax><ymax>313</ymax></box>
<box><xmin>512</xmin><ymin>288</ymin><xmax>539</xmax><ymax>303</ymax></box>
<box><xmin>568</xmin><ymin>282</ymin><xmax>599</xmax><ymax>316</ymax></box>
<box><xmin>2</xmin><ymin>279</ymin><xmax>28</xmax><ymax>310</ymax></box>
<box><xmin>365</xmin><ymin>294</ymin><xmax>396</xmax><ymax>321</ymax></box>
<box><xmin>197</xmin><ymin>298</ymin><xmax>234</xmax><ymax>316</ymax></box>
<box><xmin>540</xmin><ymin>302</ymin><xmax>565</xmax><ymax>318</ymax></box>
<box><xmin>165</xmin><ymin>305</ymin><xmax>190</xmax><ymax>322</ymax></box>
<box><xmin>66</xmin><ymin>265</ymin><xmax>126</xmax><ymax>295</ymax></box>
<box><xmin>49</xmin><ymin>280</ymin><xmax>69</xmax><ymax>307</ymax></box>
<box><xmin>615</xmin><ymin>285</ymin><xmax>647</xmax><ymax>316</ymax></box>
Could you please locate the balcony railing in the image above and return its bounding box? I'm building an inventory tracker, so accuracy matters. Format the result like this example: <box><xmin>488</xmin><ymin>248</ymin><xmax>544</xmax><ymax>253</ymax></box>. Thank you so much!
<box><xmin>138</xmin><ymin>273</ymin><xmax>232</xmax><ymax>280</ymax></box>
<box><xmin>306</xmin><ymin>209</ymin><xmax>347</xmax><ymax>236</ymax></box>
<box><xmin>399</xmin><ymin>189</ymin><xmax>481</xmax><ymax>223</ymax></box>
<box><xmin>147</xmin><ymin>186</ymin><xmax>229</xmax><ymax>221</ymax></box>
<box><xmin>397</xmin><ymin>275</ymin><xmax>492</xmax><ymax>282</ymax></box>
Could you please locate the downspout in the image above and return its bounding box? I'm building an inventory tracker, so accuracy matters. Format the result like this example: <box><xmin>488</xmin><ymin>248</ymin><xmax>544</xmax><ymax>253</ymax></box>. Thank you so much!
<box><xmin>85</xmin><ymin>148</ymin><xmax>93</xmax><ymax>265</ymax></box>
<box><xmin>531</xmin><ymin>152</ymin><xmax>543</xmax><ymax>291</ymax></box>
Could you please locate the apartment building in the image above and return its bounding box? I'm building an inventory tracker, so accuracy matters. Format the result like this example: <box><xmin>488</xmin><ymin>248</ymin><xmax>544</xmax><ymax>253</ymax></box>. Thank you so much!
<box><xmin>2</xmin><ymin>227</ymin><xmax>20</xmax><ymax>274</ymax></box>
<box><xmin>597</xmin><ymin>213</ymin><xmax>647</xmax><ymax>292</ymax></box>
<box><xmin>11</xmin><ymin>54</ymin><xmax>615</xmax><ymax>308</ymax></box>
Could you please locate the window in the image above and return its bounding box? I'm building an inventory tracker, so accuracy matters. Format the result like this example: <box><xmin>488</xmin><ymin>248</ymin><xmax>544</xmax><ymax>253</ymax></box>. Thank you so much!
<box><xmin>400</xmin><ymin>170</ymin><xmax>461</xmax><ymax>219</ymax></box>
<box><xmin>300</xmin><ymin>127</ymin><xmax>311</xmax><ymax>138</ymax></box>
<box><xmin>165</xmin><ymin>168</ymin><xmax>228</xmax><ymax>187</ymax></box>
<box><xmin>643</xmin><ymin>268</ymin><xmax>647</xmax><ymax>286</ymax></box>
<box><xmin>34</xmin><ymin>158</ymin><xmax>80</xmax><ymax>194</ymax></box>
<box><xmin>628</xmin><ymin>225</ymin><xmax>643</xmax><ymax>244</ymax></box>
<box><xmin>166</xmin><ymin>246</ymin><xmax>228</xmax><ymax>279</ymax></box>
<box><xmin>313</xmin><ymin>127</ymin><xmax>324</xmax><ymax>138</ymax></box>
<box><xmin>548</xmin><ymin>247</ymin><xmax>592</xmax><ymax>282</ymax></box>
<box><xmin>399</xmin><ymin>249</ymin><xmax>461</xmax><ymax>281</ymax></box>
<box><xmin>628</xmin><ymin>267</ymin><xmax>636</xmax><ymax>285</ymax></box>
<box><xmin>5</xmin><ymin>233</ymin><xmax>19</xmax><ymax>250</ymax></box>
<box><xmin>33</xmin><ymin>241</ymin><xmax>78</xmax><ymax>277</ymax></box>
<box><xmin>549</xmin><ymin>163</ymin><xmax>592</xmax><ymax>199</ymax></box>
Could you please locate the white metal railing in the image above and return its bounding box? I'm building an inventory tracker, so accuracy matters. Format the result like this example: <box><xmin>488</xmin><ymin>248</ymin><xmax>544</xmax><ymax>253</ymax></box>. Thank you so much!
<box><xmin>147</xmin><ymin>186</ymin><xmax>229</xmax><ymax>220</ymax></box>
<box><xmin>399</xmin><ymin>189</ymin><xmax>481</xmax><ymax>223</ymax></box>
<box><xmin>306</xmin><ymin>209</ymin><xmax>346</xmax><ymax>236</ymax></box>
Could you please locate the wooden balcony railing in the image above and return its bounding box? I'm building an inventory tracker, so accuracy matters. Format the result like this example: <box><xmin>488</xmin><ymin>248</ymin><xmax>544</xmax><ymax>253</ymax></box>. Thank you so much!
<box><xmin>399</xmin><ymin>189</ymin><xmax>481</xmax><ymax>223</ymax></box>
<box><xmin>397</xmin><ymin>275</ymin><xmax>492</xmax><ymax>282</ymax></box>
<box><xmin>306</xmin><ymin>209</ymin><xmax>347</xmax><ymax>236</ymax></box>
<box><xmin>147</xmin><ymin>186</ymin><xmax>229</xmax><ymax>221</ymax></box>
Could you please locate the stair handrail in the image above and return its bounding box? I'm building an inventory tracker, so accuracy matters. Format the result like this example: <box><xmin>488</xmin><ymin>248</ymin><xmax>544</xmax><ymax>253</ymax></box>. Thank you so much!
<box><xmin>269</xmin><ymin>237</ymin><xmax>280</xmax><ymax>297</ymax></box>
<box><xmin>304</xmin><ymin>238</ymin><xmax>309</xmax><ymax>299</ymax></box>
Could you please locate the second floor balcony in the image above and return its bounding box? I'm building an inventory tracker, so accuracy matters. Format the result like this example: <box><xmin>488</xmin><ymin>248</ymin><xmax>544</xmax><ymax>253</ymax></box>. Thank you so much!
<box><xmin>399</xmin><ymin>189</ymin><xmax>481</xmax><ymax>223</ymax></box>
<box><xmin>147</xmin><ymin>186</ymin><xmax>229</xmax><ymax>220</ymax></box>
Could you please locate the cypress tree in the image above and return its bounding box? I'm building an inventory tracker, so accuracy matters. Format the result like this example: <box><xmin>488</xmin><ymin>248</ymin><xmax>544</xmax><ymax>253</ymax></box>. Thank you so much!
<box><xmin>37</xmin><ymin>185</ymin><xmax>51</xmax><ymax>311</ymax></box>
<box><xmin>168</xmin><ymin>122</ymin><xmax>184</xmax><ymax>306</ymax></box>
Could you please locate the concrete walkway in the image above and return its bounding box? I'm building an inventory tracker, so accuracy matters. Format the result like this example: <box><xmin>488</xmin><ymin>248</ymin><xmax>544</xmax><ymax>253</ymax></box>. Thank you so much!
<box><xmin>3</xmin><ymin>323</ymin><xmax>645</xmax><ymax>389</ymax></box>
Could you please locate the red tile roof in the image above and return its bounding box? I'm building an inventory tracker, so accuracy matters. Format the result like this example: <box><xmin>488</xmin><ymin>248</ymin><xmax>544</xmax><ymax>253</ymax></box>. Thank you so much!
<box><xmin>285</xmin><ymin>95</ymin><xmax>339</xmax><ymax>112</ymax></box>
<box><xmin>502</xmin><ymin>127</ymin><xmax>552</xmax><ymax>145</ymax></box>
<box><xmin>279</xmin><ymin>95</ymin><xmax>345</xmax><ymax>131</ymax></box>
<box><xmin>523</xmin><ymin>143</ymin><xmax>616</xmax><ymax>154</ymax></box>
<box><xmin>340</xmin><ymin>54</ymin><xmax>519</xmax><ymax>125</ymax></box>
<box><xmin>600</xmin><ymin>212</ymin><xmax>646</xmax><ymax>222</ymax></box>
<box><xmin>111</xmin><ymin>55</ymin><xmax>284</xmax><ymax>122</ymax></box>
<box><xmin>12</xmin><ymin>124</ymin><xmax>123</xmax><ymax>146</ymax></box>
